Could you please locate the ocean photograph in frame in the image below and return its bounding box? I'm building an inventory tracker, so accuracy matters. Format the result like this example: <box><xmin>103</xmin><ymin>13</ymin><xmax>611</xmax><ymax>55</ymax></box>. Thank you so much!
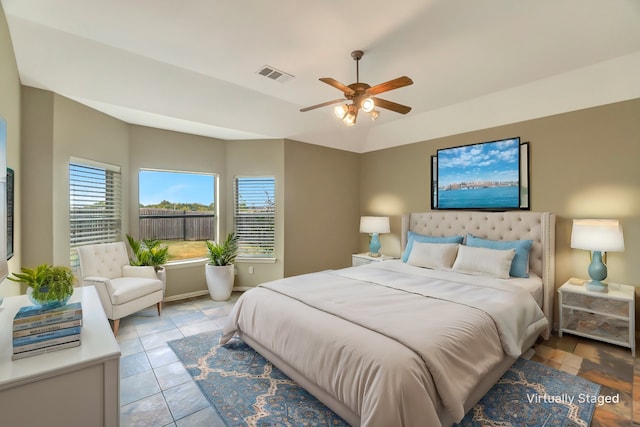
<box><xmin>434</xmin><ymin>137</ymin><xmax>525</xmax><ymax>210</ymax></box>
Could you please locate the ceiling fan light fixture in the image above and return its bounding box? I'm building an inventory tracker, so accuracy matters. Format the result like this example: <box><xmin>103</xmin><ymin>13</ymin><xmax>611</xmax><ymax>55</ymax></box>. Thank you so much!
<box><xmin>334</xmin><ymin>104</ymin><xmax>348</xmax><ymax>119</ymax></box>
<box><xmin>300</xmin><ymin>50</ymin><xmax>413</xmax><ymax>124</ymax></box>
<box><xmin>361</xmin><ymin>97</ymin><xmax>375</xmax><ymax>113</ymax></box>
<box><xmin>342</xmin><ymin>105</ymin><xmax>358</xmax><ymax>126</ymax></box>
<box><xmin>343</xmin><ymin>114</ymin><xmax>356</xmax><ymax>126</ymax></box>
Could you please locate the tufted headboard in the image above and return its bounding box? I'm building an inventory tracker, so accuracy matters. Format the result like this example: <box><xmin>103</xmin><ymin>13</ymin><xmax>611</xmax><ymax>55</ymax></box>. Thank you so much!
<box><xmin>401</xmin><ymin>211</ymin><xmax>556</xmax><ymax>331</ymax></box>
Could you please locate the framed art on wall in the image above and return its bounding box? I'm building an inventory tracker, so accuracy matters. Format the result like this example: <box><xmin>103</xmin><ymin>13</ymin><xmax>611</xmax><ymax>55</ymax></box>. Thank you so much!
<box><xmin>520</xmin><ymin>142</ymin><xmax>530</xmax><ymax>209</ymax></box>
<box><xmin>7</xmin><ymin>167</ymin><xmax>13</xmax><ymax>259</ymax></box>
<box><xmin>431</xmin><ymin>137</ymin><xmax>530</xmax><ymax>210</ymax></box>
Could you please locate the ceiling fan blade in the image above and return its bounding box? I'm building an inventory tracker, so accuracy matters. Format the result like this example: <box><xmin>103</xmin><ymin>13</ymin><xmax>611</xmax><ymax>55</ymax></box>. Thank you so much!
<box><xmin>372</xmin><ymin>97</ymin><xmax>412</xmax><ymax>114</ymax></box>
<box><xmin>300</xmin><ymin>98</ymin><xmax>345</xmax><ymax>112</ymax></box>
<box><xmin>367</xmin><ymin>76</ymin><xmax>413</xmax><ymax>96</ymax></box>
<box><xmin>319</xmin><ymin>78</ymin><xmax>356</xmax><ymax>96</ymax></box>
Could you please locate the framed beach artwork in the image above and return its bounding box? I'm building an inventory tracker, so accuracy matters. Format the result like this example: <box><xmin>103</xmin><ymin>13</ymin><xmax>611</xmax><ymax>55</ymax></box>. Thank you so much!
<box><xmin>431</xmin><ymin>137</ymin><xmax>530</xmax><ymax>210</ymax></box>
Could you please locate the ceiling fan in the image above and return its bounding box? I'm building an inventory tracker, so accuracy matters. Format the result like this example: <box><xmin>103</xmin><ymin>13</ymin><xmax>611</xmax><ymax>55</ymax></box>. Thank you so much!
<box><xmin>300</xmin><ymin>50</ymin><xmax>413</xmax><ymax>126</ymax></box>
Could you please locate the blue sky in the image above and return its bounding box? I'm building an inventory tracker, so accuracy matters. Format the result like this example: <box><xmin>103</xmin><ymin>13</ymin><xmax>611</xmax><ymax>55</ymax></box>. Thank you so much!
<box><xmin>139</xmin><ymin>170</ymin><xmax>215</xmax><ymax>205</ymax></box>
<box><xmin>437</xmin><ymin>138</ymin><xmax>520</xmax><ymax>187</ymax></box>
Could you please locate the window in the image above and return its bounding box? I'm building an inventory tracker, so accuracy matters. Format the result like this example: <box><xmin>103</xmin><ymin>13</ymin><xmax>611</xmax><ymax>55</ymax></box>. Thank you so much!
<box><xmin>234</xmin><ymin>177</ymin><xmax>275</xmax><ymax>258</ymax></box>
<box><xmin>69</xmin><ymin>159</ymin><xmax>122</xmax><ymax>268</ymax></box>
<box><xmin>138</xmin><ymin>170</ymin><xmax>216</xmax><ymax>261</ymax></box>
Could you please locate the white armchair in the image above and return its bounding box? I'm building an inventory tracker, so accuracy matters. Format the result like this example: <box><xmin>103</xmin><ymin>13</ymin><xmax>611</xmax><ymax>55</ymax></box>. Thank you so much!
<box><xmin>77</xmin><ymin>242</ymin><xmax>164</xmax><ymax>336</ymax></box>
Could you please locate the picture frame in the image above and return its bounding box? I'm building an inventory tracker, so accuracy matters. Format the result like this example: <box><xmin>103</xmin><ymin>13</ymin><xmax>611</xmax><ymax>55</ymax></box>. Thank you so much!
<box><xmin>519</xmin><ymin>142</ymin><xmax>530</xmax><ymax>209</ymax></box>
<box><xmin>7</xmin><ymin>167</ymin><xmax>13</xmax><ymax>259</ymax></box>
<box><xmin>430</xmin><ymin>137</ymin><xmax>530</xmax><ymax>210</ymax></box>
<box><xmin>430</xmin><ymin>155</ymin><xmax>438</xmax><ymax>209</ymax></box>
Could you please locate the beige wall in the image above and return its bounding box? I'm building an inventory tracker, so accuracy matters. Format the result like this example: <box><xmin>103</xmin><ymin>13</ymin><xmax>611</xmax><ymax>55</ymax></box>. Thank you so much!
<box><xmin>53</xmin><ymin>95</ymin><xmax>131</xmax><ymax>266</ymax></box>
<box><xmin>20</xmin><ymin>88</ymin><xmax>130</xmax><ymax>269</ymax></box>
<box><xmin>0</xmin><ymin>5</ymin><xmax>21</xmax><ymax>295</ymax></box>
<box><xmin>128</xmin><ymin>125</ymin><xmax>227</xmax><ymax>298</ymax></box>
<box><xmin>360</xmin><ymin>99</ymin><xmax>640</xmax><ymax>291</ymax></box>
<box><xmin>283</xmin><ymin>140</ymin><xmax>360</xmax><ymax>276</ymax></box>
<box><xmin>226</xmin><ymin>139</ymin><xmax>286</xmax><ymax>286</ymax></box>
<box><xmin>20</xmin><ymin>88</ymin><xmax>55</xmax><ymax>268</ymax></box>
<box><xmin>4</xmin><ymin>2</ymin><xmax>639</xmax><ymax>303</ymax></box>
<box><xmin>13</xmin><ymin>89</ymin><xmax>360</xmax><ymax>299</ymax></box>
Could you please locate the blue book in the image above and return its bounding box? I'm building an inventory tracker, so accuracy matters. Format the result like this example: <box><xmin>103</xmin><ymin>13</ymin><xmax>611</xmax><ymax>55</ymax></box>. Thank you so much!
<box><xmin>12</xmin><ymin>325</ymin><xmax>82</xmax><ymax>347</ymax></box>
<box><xmin>13</xmin><ymin>334</ymin><xmax>81</xmax><ymax>354</ymax></box>
<box><xmin>13</xmin><ymin>311</ymin><xmax>83</xmax><ymax>331</ymax></box>
<box><xmin>14</xmin><ymin>301</ymin><xmax>82</xmax><ymax>320</ymax></box>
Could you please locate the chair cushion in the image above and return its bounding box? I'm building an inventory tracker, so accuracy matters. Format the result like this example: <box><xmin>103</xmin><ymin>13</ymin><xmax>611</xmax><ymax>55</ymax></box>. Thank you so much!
<box><xmin>77</xmin><ymin>242</ymin><xmax>130</xmax><ymax>279</ymax></box>
<box><xmin>108</xmin><ymin>276</ymin><xmax>163</xmax><ymax>306</ymax></box>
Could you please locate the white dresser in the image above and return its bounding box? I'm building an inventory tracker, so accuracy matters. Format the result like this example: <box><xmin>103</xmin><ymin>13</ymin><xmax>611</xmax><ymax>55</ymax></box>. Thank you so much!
<box><xmin>0</xmin><ymin>286</ymin><xmax>121</xmax><ymax>426</ymax></box>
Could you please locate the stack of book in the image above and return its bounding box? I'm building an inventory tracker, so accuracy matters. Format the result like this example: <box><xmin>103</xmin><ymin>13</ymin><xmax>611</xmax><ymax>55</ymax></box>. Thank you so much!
<box><xmin>12</xmin><ymin>302</ymin><xmax>83</xmax><ymax>360</ymax></box>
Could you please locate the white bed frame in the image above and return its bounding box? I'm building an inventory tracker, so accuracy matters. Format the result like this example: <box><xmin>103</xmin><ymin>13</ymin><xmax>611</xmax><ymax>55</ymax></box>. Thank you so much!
<box><xmin>241</xmin><ymin>211</ymin><xmax>556</xmax><ymax>426</ymax></box>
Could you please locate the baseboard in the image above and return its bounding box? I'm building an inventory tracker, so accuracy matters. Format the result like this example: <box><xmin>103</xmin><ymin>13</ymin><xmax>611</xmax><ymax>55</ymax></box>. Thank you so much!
<box><xmin>163</xmin><ymin>287</ymin><xmax>250</xmax><ymax>303</ymax></box>
<box><xmin>163</xmin><ymin>290</ymin><xmax>210</xmax><ymax>302</ymax></box>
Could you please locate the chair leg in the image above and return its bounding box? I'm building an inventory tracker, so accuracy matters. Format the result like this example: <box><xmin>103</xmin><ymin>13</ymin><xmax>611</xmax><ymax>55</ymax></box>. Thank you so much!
<box><xmin>156</xmin><ymin>301</ymin><xmax>162</xmax><ymax>316</ymax></box>
<box><xmin>112</xmin><ymin>319</ymin><xmax>120</xmax><ymax>337</ymax></box>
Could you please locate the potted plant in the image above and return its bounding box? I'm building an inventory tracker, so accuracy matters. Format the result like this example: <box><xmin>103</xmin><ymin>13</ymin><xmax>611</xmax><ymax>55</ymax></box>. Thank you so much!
<box><xmin>205</xmin><ymin>232</ymin><xmax>238</xmax><ymax>301</ymax></box>
<box><xmin>8</xmin><ymin>264</ymin><xmax>75</xmax><ymax>307</ymax></box>
<box><xmin>126</xmin><ymin>234</ymin><xmax>169</xmax><ymax>293</ymax></box>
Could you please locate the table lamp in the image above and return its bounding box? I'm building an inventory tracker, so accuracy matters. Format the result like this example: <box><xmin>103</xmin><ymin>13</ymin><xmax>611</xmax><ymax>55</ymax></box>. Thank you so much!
<box><xmin>360</xmin><ymin>216</ymin><xmax>390</xmax><ymax>257</ymax></box>
<box><xmin>570</xmin><ymin>219</ymin><xmax>625</xmax><ymax>292</ymax></box>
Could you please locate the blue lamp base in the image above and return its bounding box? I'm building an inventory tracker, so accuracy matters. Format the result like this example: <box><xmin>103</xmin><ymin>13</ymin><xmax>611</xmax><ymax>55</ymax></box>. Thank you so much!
<box><xmin>368</xmin><ymin>232</ymin><xmax>381</xmax><ymax>257</ymax></box>
<box><xmin>586</xmin><ymin>280</ymin><xmax>608</xmax><ymax>293</ymax></box>
<box><xmin>586</xmin><ymin>251</ymin><xmax>608</xmax><ymax>293</ymax></box>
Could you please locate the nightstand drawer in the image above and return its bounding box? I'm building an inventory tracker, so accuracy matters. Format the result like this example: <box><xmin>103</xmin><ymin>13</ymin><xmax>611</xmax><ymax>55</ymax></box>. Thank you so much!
<box><xmin>562</xmin><ymin>292</ymin><xmax>630</xmax><ymax>318</ymax></box>
<box><xmin>561</xmin><ymin>308</ymin><xmax>631</xmax><ymax>345</ymax></box>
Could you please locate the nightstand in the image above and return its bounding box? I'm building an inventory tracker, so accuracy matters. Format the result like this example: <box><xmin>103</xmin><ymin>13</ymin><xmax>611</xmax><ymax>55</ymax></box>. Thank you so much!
<box><xmin>558</xmin><ymin>278</ymin><xmax>635</xmax><ymax>356</ymax></box>
<box><xmin>352</xmin><ymin>252</ymin><xmax>395</xmax><ymax>267</ymax></box>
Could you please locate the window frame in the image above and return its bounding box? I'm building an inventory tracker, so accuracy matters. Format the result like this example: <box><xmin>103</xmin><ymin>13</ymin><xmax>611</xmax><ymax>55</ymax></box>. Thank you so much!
<box><xmin>137</xmin><ymin>168</ymin><xmax>218</xmax><ymax>262</ymax></box>
<box><xmin>69</xmin><ymin>157</ymin><xmax>122</xmax><ymax>269</ymax></box>
<box><xmin>233</xmin><ymin>176</ymin><xmax>276</xmax><ymax>261</ymax></box>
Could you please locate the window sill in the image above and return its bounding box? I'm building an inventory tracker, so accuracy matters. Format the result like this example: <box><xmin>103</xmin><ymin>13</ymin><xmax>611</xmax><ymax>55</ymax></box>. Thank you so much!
<box><xmin>235</xmin><ymin>257</ymin><xmax>277</xmax><ymax>264</ymax></box>
<box><xmin>164</xmin><ymin>258</ymin><xmax>208</xmax><ymax>270</ymax></box>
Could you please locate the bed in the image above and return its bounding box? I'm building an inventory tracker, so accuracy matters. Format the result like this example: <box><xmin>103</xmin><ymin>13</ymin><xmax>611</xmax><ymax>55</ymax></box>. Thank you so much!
<box><xmin>221</xmin><ymin>211</ymin><xmax>556</xmax><ymax>426</ymax></box>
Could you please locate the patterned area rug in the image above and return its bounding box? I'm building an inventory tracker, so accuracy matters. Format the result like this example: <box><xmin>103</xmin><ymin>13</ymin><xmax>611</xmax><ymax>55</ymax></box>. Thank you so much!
<box><xmin>168</xmin><ymin>331</ymin><xmax>600</xmax><ymax>427</ymax></box>
<box><xmin>456</xmin><ymin>357</ymin><xmax>601</xmax><ymax>427</ymax></box>
<box><xmin>168</xmin><ymin>331</ymin><xmax>348</xmax><ymax>426</ymax></box>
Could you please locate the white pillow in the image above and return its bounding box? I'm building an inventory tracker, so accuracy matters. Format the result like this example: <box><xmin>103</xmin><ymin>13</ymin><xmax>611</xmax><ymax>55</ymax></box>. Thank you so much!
<box><xmin>452</xmin><ymin>245</ymin><xmax>516</xmax><ymax>279</ymax></box>
<box><xmin>406</xmin><ymin>242</ymin><xmax>459</xmax><ymax>269</ymax></box>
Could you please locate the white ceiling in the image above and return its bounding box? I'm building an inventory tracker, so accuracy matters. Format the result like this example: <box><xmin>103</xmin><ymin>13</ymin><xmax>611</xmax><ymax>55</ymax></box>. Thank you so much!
<box><xmin>2</xmin><ymin>0</ymin><xmax>640</xmax><ymax>153</ymax></box>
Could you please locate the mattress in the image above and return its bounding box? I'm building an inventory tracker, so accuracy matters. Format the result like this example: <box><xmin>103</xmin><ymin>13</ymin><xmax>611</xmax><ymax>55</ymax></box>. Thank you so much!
<box><xmin>379</xmin><ymin>260</ymin><xmax>544</xmax><ymax>306</ymax></box>
<box><xmin>221</xmin><ymin>261</ymin><xmax>548</xmax><ymax>426</ymax></box>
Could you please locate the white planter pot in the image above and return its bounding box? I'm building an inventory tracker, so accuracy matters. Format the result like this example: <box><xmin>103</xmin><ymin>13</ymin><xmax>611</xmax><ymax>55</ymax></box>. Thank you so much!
<box><xmin>205</xmin><ymin>264</ymin><xmax>234</xmax><ymax>301</ymax></box>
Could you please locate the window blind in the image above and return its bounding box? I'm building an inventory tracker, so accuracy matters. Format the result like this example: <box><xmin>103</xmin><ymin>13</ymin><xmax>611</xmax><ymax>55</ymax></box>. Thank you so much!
<box><xmin>69</xmin><ymin>161</ymin><xmax>122</xmax><ymax>247</ymax></box>
<box><xmin>234</xmin><ymin>177</ymin><xmax>275</xmax><ymax>257</ymax></box>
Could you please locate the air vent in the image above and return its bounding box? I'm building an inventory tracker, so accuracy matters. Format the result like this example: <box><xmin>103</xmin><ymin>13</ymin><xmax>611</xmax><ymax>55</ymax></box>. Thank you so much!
<box><xmin>256</xmin><ymin>65</ymin><xmax>294</xmax><ymax>83</ymax></box>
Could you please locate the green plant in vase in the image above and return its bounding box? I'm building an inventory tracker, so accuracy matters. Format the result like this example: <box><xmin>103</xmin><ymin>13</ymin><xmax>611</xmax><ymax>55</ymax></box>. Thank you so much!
<box><xmin>8</xmin><ymin>264</ymin><xmax>75</xmax><ymax>306</ymax></box>
<box><xmin>205</xmin><ymin>233</ymin><xmax>239</xmax><ymax>301</ymax></box>
<box><xmin>126</xmin><ymin>235</ymin><xmax>169</xmax><ymax>271</ymax></box>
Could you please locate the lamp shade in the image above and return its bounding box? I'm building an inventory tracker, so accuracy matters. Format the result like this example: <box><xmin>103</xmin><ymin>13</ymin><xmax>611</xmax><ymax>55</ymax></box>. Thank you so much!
<box><xmin>571</xmin><ymin>219</ymin><xmax>625</xmax><ymax>252</ymax></box>
<box><xmin>359</xmin><ymin>216</ymin><xmax>390</xmax><ymax>234</ymax></box>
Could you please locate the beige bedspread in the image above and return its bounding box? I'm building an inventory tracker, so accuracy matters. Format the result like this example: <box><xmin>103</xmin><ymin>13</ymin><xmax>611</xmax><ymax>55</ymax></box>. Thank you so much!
<box><xmin>221</xmin><ymin>261</ymin><xmax>548</xmax><ymax>426</ymax></box>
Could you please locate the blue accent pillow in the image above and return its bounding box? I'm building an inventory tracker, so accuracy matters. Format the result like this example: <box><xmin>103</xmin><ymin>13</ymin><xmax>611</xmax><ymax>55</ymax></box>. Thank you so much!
<box><xmin>402</xmin><ymin>231</ymin><xmax>464</xmax><ymax>262</ymax></box>
<box><xmin>465</xmin><ymin>234</ymin><xmax>533</xmax><ymax>278</ymax></box>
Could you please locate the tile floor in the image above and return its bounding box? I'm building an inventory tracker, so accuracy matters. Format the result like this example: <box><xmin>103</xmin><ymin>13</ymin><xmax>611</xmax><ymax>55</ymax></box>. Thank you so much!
<box><xmin>117</xmin><ymin>293</ymin><xmax>639</xmax><ymax>426</ymax></box>
<box><xmin>117</xmin><ymin>292</ymin><xmax>241</xmax><ymax>427</ymax></box>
